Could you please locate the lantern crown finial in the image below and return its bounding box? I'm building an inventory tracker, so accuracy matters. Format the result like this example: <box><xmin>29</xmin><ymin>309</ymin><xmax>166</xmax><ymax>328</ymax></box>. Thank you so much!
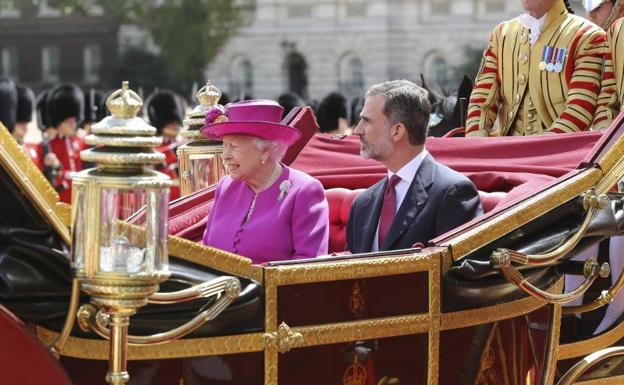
<box><xmin>196</xmin><ymin>81</ymin><xmax>222</xmax><ymax>107</ymax></box>
<box><xmin>106</xmin><ymin>81</ymin><xmax>143</xmax><ymax>119</ymax></box>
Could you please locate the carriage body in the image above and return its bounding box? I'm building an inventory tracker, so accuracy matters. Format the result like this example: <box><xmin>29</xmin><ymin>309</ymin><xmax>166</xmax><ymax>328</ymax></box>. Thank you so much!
<box><xmin>2</xmin><ymin>111</ymin><xmax>624</xmax><ymax>385</ymax></box>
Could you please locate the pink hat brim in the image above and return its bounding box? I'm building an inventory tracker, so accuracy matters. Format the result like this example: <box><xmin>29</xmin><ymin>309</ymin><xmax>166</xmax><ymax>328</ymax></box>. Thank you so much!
<box><xmin>200</xmin><ymin>121</ymin><xmax>301</xmax><ymax>145</ymax></box>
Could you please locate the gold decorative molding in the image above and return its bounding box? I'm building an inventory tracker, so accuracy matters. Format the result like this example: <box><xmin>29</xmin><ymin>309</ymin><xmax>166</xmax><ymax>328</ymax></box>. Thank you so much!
<box><xmin>544</xmin><ymin>304</ymin><xmax>562</xmax><ymax>385</ymax></box>
<box><xmin>264</xmin><ymin>279</ymin><xmax>278</xmax><ymax>385</ymax></box>
<box><xmin>594</xmin><ymin>125</ymin><xmax>624</xmax><ymax>180</ymax></box>
<box><xmin>0</xmin><ymin>124</ymin><xmax>70</xmax><ymax>244</ymax></box>
<box><xmin>441</xmin><ymin>278</ymin><xmax>564</xmax><ymax>330</ymax></box>
<box><xmin>264</xmin><ymin>248</ymin><xmax>446</xmax><ymax>286</ymax></box>
<box><xmin>576</xmin><ymin>375</ymin><xmax>624</xmax><ymax>385</ymax></box>
<box><xmin>442</xmin><ymin>168</ymin><xmax>603</xmax><ymax>260</ymax></box>
<box><xmin>428</xmin><ymin>257</ymin><xmax>441</xmax><ymax>385</ymax></box>
<box><xmin>167</xmin><ymin>234</ymin><xmax>262</xmax><ymax>282</ymax></box>
<box><xmin>292</xmin><ymin>315</ymin><xmax>430</xmax><ymax>348</ymax></box>
<box><xmin>36</xmin><ymin>327</ymin><xmax>264</xmax><ymax>360</ymax></box>
<box><xmin>262</xmin><ymin>322</ymin><xmax>303</xmax><ymax>353</ymax></box>
<box><xmin>558</xmin><ymin>314</ymin><xmax>624</xmax><ymax>359</ymax></box>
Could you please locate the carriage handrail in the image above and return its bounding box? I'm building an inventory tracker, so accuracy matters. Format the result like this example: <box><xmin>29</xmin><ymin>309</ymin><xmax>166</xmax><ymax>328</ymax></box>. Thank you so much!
<box><xmin>77</xmin><ymin>277</ymin><xmax>240</xmax><ymax>345</ymax></box>
<box><xmin>563</xmin><ymin>251</ymin><xmax>624</xmax><ymax>314</ymax></box>
<box><xmin>556</xmin><ymin>346</ymin><xmax>624</xmax><ymax>385</ymax></box>
<box><xmin>497</xmin><ymin>257</ymin><xmax>610</xmax><ymax>304</ymax></box>
<box><xmin>490</xmin><ymin>190</ymin><xmax>609</xmax><ymax>267</ymax></box>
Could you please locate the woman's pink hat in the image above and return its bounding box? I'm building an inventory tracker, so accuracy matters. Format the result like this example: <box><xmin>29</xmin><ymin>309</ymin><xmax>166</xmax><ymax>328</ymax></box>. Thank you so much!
<box><xmin>201</xmin><ymin>99</ymin><xmax>301</xmax><ymax>145</ymax></box>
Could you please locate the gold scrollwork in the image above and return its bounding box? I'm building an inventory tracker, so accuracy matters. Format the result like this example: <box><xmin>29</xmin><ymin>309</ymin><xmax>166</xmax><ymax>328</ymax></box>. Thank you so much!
<box><xmin>262</xmin><ymin>322</ymin><xmax>304</xmax><ymax>354</ymax></box>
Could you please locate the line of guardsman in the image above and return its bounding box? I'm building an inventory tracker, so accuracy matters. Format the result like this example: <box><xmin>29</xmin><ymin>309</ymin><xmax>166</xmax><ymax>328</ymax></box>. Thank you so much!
<box><xmin>0</xmin><ymin>78</ymin><xmax>360</xmax><ymax>203</ymax></box>
<box><xmin>0</xmin><ymin>80</ymin><xmax>187</xmax><ymax>202</ymax></box>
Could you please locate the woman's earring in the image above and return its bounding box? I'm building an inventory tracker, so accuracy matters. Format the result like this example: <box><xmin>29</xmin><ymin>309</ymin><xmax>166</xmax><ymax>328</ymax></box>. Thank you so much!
<box><xmin>261</xmin><ymin>159</ymin><xmax>266</xmax><ymax>164</ymax></box>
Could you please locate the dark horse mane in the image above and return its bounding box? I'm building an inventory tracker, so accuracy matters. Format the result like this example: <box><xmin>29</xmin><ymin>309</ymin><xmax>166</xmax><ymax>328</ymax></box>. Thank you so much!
<box><xmin>421</xmin><ymin>74</ymin><xmax>474</xmax><ymax>137</ymax></box>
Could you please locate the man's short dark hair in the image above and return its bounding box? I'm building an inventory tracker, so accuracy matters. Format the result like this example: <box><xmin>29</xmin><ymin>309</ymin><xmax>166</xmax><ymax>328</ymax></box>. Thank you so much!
<box><xmin>365</xmin><ymin>80</ymin><xmax>431</xmax><ymax>145</ymax></box>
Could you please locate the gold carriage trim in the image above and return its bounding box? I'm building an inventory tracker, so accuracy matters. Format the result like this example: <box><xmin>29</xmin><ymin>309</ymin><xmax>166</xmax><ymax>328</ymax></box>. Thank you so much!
<box><xmin>558</xmin><ymin>310</ymin><xmax>624</xmax><ymax>359</ymax></box>
<box><xmin>264</xmin><ymin>248</ymin><xmax>445</xmax><ymax>286</ymax></box>
<box><xmin>441</xmin><ymin>168</ymin><xmax>603</xmax><ymax>261</ymax></box>
<box><xmin>36</xmin><ymin>327</ymin><xmax>265</xmax><ymax>360</ymax></box>
<box><xmin>0</xmin><ymin>125</ymin><xmax>70</xmax><ymax>244</ymax></box>
<box><xmin>441</xmin><ymin>278</ymin><xmax>564</xmax><ymax>330</ymax></box>
<box><xmin>574</xmin><ymin>375</ymin><xmax>624</xmax><ymax>385</ymax></box>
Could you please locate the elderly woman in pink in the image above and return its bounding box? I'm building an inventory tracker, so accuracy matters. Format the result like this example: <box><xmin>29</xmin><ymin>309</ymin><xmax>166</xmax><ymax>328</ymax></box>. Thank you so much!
<box><xmin>200</xmin><ymin>99</ymin><xmax>329</xmax><ymax>263</ymax></box>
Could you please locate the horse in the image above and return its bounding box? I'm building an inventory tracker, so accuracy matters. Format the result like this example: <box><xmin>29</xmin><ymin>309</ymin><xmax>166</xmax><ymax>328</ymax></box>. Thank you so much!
<box><xmin>421</xmin><ymin>74</ymin><xmax>473</xmax><ymax>137</ymax></box>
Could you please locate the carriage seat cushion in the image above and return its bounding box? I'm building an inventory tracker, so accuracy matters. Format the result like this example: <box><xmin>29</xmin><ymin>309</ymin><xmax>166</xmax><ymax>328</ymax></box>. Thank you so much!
<box><xmin>325</xmin><ymin>188</ymin><xmax>506</xmax><ymax>253</ymax></box>
<box><xmin>326</xmin><ymin>188</ymin><xmax>365</xmax><ymax>253</ymax></box>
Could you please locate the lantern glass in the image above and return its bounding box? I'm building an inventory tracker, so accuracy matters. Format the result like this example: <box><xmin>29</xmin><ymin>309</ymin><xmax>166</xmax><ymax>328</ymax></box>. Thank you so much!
<box><xmin>98</xmin><ymin>186</ymin><xmax>169</xmax><ymax>275</ymax></box>
<box><xmin>189</xmin><ymin>153</ymin><xmax>226</xmax><ymax>192</ymax></box>
<box><xmin>71</xmin><ymin>182</ymin><xmax>87</xmax><ymax>271</ymax></box>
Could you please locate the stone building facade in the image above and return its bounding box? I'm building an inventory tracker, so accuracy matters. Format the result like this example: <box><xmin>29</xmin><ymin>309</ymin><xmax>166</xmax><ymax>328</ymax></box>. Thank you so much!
<box><xmin>0</xmin><ymin>0</ymin><xmax>118</xmax><ymax>91</ymax></box>
<box><xmin>205</xmin><ymin>0</ymin><xmax>532</xmax><ymax>102</ymax></box>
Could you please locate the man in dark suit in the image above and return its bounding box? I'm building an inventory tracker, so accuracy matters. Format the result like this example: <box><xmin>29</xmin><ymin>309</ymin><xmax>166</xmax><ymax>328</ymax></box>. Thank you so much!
<box><xmin>347</xmin><ymin>80</ymin><xmax>482</xmax><ymax>253</ymax></box>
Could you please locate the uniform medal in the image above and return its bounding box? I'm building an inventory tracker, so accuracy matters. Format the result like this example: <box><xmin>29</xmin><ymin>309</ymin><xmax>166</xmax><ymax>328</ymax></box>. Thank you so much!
<box><xmin>539</xmin><ymin>46</ymin><xmax>550</xmax><ymax>71</ymax></box>
<box><xmin>553</xmin><ymin>47</ymin><xmax>566</xmax><ymax>73</ymax></box>
<box><xmin>546</xmin><ymin>47</ymin><xmax>556</xmax><ymax>72</ymax></box>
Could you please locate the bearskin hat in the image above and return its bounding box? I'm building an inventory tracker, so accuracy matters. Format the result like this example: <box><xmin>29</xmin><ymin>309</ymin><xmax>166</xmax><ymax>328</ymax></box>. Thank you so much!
<box><xmin>46</xmin><ymin>83</ymin><xmax>85</xmax><ymax>128</ymax></box>
<box><xmin>83</xmin><ymin>89</ymin><xmax>107</xmax><ymax>125</ymax></box>
<box><xmin>317</xmin><ymin>92</ymin><xmax>347</xmax><ymax>133</ymax></box>
<box><xmin>277</xmin><ymin>92</ymin><xmax>305</xmax><ymax>119</ymax></box>
<box><xmin>36</xmin><ymin>89</ymin><xmax>50</xmax><ymax>131</ymax></box>
<box><xmin>350</xmin><ymin>96</ymin><xmax>364</xmax><ymax>127</ymax></box>
<box><xmin>16</xmin><ymin>84</ymin><xmax>35</xmax><ymax>124</ymax></box>
<box><xmin>0</xmin><ymin>77</ymin><xmax>18</xmax><ymax>133</ymax></box>
<box><xmin>145</xmin><ymin>90</ymin><xmax>184</xmax><ymax>135</ymax></box>
<box><xmin>219</xmin><ymin>92</ymin><xmax>230</xmax><ymax>106</ymax></box>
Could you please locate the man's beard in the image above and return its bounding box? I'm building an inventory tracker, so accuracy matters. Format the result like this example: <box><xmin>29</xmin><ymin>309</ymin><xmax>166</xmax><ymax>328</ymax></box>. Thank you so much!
<box><xmin>360</xmin><ymin>136</ymin><xmax>393</xmax><ymax>161</ymax></box>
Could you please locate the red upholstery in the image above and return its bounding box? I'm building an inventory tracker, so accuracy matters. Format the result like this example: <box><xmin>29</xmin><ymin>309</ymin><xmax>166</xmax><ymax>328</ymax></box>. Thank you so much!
<box><xmin>479</xmin><ymin>191</ymin><xmax>507</xmax><ymax>213</ymax></box>
<box><xmin>325</xmin><ymin>188</ymin><xmax>505</xmax><ymax>254</ymax></box>
<box><xmin>326</xmin><ymin>188</ymin><xmax>364</xmax><ymax>253</ymax></box>
<box><xmin>166</xmin><ymin>186</ymin><xmax>506</xmax><ymax>253</ymax></box>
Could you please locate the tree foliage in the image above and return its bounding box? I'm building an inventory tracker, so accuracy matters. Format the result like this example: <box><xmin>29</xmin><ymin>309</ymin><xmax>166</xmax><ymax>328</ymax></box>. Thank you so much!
<box><xmin>40</xmin><ymin>0</ymin><xmax>246</xmax><ymax>90</ymax></box>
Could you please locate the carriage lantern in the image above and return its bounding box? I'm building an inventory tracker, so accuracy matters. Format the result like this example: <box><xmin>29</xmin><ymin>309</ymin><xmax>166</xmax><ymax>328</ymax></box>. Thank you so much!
<box><xmin>177</xmin><ymin>81</ymin><xmax>227</xmax><ymax>197</ymax></box>
<box><xmin>70</xmin><ymin>81</ymin><xmax>171</xmax><ymax>385</ymax></box>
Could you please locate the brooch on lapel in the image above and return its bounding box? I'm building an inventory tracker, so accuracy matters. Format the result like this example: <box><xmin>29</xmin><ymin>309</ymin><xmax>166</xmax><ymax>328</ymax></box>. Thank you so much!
<box><xmin>278</xmin><ymin>180</ymin><xmax>291</xmax><ymax>202</ymax></box>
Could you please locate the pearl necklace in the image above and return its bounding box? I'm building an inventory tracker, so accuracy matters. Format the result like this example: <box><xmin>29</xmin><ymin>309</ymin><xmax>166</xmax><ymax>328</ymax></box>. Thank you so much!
<box><xmin>244</xmin><ymin>164</ymin><xmax>282</xmax><ymax>224</ymax></box>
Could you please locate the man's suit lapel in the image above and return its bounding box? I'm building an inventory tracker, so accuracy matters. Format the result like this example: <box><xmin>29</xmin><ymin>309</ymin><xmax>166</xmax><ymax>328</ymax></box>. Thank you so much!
<box><xmin>382</xmin><ymin>154</ymin><xmax>435</xmax><ymax>250</ymax></box>
<box><xmin>360</xmin><ymin>179</ymin><xmax>386</xmax><ymax>252</ymax></box>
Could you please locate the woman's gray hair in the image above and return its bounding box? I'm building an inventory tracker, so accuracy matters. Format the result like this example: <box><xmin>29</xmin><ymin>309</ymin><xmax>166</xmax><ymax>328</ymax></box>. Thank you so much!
<box><xmin>252</xmin><ymin>137</ymin><xmax>288</xmax><ymax>162</ymax></box>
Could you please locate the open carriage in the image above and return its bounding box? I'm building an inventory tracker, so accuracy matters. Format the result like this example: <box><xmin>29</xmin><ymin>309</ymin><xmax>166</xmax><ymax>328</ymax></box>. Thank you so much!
<box><xmin>2</xmin><ymin>96</ymin><xmax>624</xmax><ymax>385</ymax></box>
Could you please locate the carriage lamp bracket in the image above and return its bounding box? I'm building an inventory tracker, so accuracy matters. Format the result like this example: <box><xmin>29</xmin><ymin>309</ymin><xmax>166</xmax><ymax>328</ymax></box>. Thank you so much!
<box><xmin>77</xmin><ymin>277</ymin><xmax>240</xmax><ymax>345</ymax></box>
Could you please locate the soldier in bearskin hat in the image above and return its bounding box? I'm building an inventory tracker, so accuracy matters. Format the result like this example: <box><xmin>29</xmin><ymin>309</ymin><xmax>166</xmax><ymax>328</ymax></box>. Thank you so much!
<box><xmin>43</xmin><ymin>83</ymin><xmax>86</xmax><ymax>203</ymax></box>
<box><xmin>13</xmin><ymin>83</ymin><xmax>45</xmax><ymax>170</ymax></box>
<box><xmin>79</xmin><ymin>88</ymin><xmax>107</xmax><ymax>138</ymax></box>
<box><xmin>14</xmin><ymin>84</ymin><xmax>35</xmax><ymax>145</ymax></box>
<box><xmin>277</xmin><ymin>92</ymin><xmax>305</xmax><ymax>119</ymax></box>
<box><xmin>0</xmin><ymin>76</ymin><xmax>17</xmax><ymax>134</ymax></box>
<box><xmin>317</xmin><ymin>92</ymin><xmax>350</xmax><ymax>135</ymax></box>
<box><xmin>146</xmin><ymin>89</ymin><xmax>185</xmax><ymax>200</ymax></box>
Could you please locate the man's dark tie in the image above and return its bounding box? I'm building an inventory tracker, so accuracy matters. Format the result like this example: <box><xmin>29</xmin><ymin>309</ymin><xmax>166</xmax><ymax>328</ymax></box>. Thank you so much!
<box><xmin>378</xmin><ymin>175</ymin><xmax>401</xmax><ymax>248</ymax></box>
